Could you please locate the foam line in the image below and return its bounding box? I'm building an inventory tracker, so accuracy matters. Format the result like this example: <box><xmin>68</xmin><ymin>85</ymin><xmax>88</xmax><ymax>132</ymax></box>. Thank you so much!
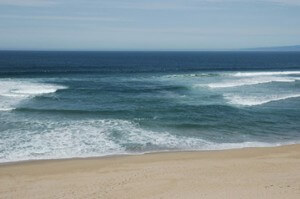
<box><xmin>232</xmin><ymin>71</ymin><xmax>300</xmax><ymax>77</ymax></box>
<box><xmin>1</xmin><ymin>118</ymin><xmax>299</xmax><ymax>163</ymax></box>
<box><xmin>0</xmin><ymin>79</ymin><xmax>66</xmax><ymax>111</ymax></box>
<box><xmin>205</xmin><ymin>77</ymin><xmax>296</xmax><ymax>88</ymax></box>
<box><xmin>224</xmin><ymin>93</ymin><xmax>300</xmax><ymax>106</ymax></box>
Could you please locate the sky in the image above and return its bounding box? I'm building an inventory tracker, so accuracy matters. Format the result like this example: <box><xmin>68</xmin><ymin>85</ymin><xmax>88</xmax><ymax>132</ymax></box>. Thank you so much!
<box><xmin>0</xmin><ymin>0</ymin><xmax>300</xmax><ymax>50</ymax></box>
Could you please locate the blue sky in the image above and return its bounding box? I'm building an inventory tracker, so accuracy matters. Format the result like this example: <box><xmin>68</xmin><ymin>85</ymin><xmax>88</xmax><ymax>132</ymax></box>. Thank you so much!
<box><xmin>0</xmin><ymin>0</ymin><xmax>300</xmax><ymax>50</ymax></box>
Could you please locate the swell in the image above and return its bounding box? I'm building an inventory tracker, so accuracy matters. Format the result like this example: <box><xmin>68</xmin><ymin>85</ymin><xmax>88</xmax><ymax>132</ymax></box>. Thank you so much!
<box><xmin>14</xmin><ymin>107</ymin><xmax>129</xmax><ymax>115</ymax></box>
<box><xmin>196</xmin><ymin>76</ymin><xmax>299</xmax><ymax>89</ymax></box>
<box><xmin>14</xmin><ymin>104</ymin><xmax>240</xmax><ymax>118</ymax></box>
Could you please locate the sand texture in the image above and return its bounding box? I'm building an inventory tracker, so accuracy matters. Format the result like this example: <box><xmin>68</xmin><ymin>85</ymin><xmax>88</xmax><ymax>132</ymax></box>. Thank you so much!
<box><xmin>1</xmin><ymin>144</ymin><xmax>300</xmax><ymax>199</ymax></box>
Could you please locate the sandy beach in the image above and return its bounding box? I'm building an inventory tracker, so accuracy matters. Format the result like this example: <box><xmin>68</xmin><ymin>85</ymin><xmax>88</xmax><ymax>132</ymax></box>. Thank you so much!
<box><xmin>0</xmin><ymin>144</ymin><xmax>299</xmax><ymax>199</ymax></box>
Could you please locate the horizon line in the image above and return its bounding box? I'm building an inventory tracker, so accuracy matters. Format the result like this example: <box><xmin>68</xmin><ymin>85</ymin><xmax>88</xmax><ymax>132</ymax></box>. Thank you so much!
<box><xmin>1</xmin><ymin>45</ymin><xmax>299</xmax><ymax>52</ymax></box>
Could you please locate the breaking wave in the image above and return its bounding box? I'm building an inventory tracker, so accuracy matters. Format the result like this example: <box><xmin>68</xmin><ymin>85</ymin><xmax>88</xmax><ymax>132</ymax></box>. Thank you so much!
<box><xmin>0</xmin><ymin>79</ymin><xmax>66</xmax><ymax>111</ymax></box>
<box><xmin>232</xmin><ymin>71</ymin><xmax>300</xmax><ymax>77</ymax></box>
<box><xmin>224</xmin><ymin>93</ymin><xmax>300</xmax><ymax>106</ymax></box>
<box><xmin>0</xmin><ymin>118</ymin><xmax>294</xmax><ymax>163</ymax></box>
<box><xmin>205</xmin><ymin>76</ymin><xmax>297</xmax><ymax>88</ymax></box>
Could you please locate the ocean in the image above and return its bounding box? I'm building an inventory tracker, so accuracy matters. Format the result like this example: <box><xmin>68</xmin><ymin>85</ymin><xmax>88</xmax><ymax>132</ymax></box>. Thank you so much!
<box><xmin>0</xmin><ymin>51</ymin><xmax>300</xmax><ymax>163</ymax></box>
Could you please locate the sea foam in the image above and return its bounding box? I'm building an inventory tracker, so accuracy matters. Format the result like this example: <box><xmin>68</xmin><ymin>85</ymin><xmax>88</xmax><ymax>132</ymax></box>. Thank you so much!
<box><xmin>0</xmin><ymin>79</ymin><xmax>66</xmax><ymax>111</ymax></box>
<box><xmin>205</xmin><ymin>76</ymin><xmax>296</xmax><ymax>88</ymax></box>
<box><xmin>1</xmin><ymin>118</ymin><xmax>294</xmax><ymax>163</ymax></box>
<box><xmin>224</xmin><ymin>93</ymin><xmax>300</xmax><ymax>106</ymax></box>
<box><xmin>232</xmin><ymin>71</ymin><xmax>300</xmax><ymax>77</ymax></box>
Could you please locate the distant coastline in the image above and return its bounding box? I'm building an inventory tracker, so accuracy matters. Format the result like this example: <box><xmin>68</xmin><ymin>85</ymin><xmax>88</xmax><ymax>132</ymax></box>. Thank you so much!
<box><xmin>242</xmin><ymin>45</ymin><xmax>300</xmax><ymax>52</ymax></box>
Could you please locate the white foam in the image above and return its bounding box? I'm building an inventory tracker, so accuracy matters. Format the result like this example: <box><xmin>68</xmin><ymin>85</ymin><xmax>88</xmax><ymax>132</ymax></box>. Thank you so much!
<box><xmin>162</xmin><ymin>73</ymin><xmax>218</xmax><ymax>79</ymax></box>
<box><xmin>0</xmin><ymin>79</ymin><xmax>66</xmax><ymax>111</ymax></box>
<box><xmin>0</xmin><ymin>107</ymin><xmax>15</xmax><ymax>111</ymax></box>
<box><xmin>204</xmin><ymin>76</ymin><xmax>296</xmax><ymax>88</ymax></box>
<box><xmin>1</xmin><ymin>118</ymin><xmax>297</xmax><ymax>163</ymax></box>
<box><xmin>232</xmin><ymin>71</ymin><xmax>300</xmax><ymax>77</ymax></box>
<box><xmin>225</xmin><ymin>93</ymin><xmax>300</xmax><ymax>106</ymax></box>
<box><xmin>0</xmin><ymin>119</ymin><xmax>125</xmax><ymax>163</ymax></box>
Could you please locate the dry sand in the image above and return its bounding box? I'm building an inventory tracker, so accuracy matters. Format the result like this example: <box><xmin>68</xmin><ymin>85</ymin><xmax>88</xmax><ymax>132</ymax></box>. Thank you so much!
<box><xmin>0</xmin><ymin>144</ymin><xmax>300</xmax><ymax>199</ymax></box>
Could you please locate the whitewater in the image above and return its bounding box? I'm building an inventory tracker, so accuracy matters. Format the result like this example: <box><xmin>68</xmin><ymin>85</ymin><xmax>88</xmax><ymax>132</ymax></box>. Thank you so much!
<box><xmin>1</xmin><ymin>51</ymin><xmax>300</xmax><ymax>163</ymax></box>
<box><xmin>0</xmin><ymin>69</ymin><xmax>299</xmax><ymax>163</ymax></box>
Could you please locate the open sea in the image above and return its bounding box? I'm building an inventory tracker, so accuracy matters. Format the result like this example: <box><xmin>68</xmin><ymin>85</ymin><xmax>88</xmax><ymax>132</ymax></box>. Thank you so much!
<box><xmin>0</xmin><ymin>51</ymin><xmax>300</xmax><ymax>163</ymax></box>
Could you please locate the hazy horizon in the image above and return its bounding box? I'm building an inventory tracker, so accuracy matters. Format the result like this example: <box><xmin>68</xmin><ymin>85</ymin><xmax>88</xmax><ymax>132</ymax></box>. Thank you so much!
<box><xmin>1</xmin><ymin>0</ymin><xmax>300</xmax><ymax>50</ymax></box>
<box><xmin>1</xmin><ymin>44</ymin><xmax>300</xmax><ymax>51</ymax></box>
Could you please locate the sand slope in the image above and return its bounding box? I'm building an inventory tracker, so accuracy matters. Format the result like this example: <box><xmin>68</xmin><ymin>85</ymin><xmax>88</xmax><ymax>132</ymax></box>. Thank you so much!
<box><xmin>0</xmin><ymin>145</ymin><xmax>300</xmax><ymax>199</ymax></box>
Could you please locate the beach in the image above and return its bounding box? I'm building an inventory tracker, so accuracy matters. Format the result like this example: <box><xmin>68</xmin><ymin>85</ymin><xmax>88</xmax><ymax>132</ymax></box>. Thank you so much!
<box><xmin>1</xmin><ymin>0</ymin><xmax>300</xmax><ymax>197</ymax></box>
<box><xmin>1</xmin><ymin>144</ymin><xmax>299</xmax><ymax>199</ymax></box>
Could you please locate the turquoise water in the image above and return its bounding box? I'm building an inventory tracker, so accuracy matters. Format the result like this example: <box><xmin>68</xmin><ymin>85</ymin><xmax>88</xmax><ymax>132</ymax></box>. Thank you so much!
<box><xmin>0</xmin><ymin>51</ymin><xmax>300</xmax><ymax>163</ymax></box>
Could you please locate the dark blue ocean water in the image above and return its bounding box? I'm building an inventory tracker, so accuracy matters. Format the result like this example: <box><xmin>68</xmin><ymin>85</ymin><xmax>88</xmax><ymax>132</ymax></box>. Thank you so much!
<box><xmin>1</xmin><ymin>51</ymin><xmax>300</xmax><ymax>163</ymax></box>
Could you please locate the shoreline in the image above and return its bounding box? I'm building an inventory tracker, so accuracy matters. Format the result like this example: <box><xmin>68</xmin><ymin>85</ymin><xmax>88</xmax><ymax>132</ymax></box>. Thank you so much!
<box><xmin>1</xmin><ymin>144</ymin><xmax>300</xmax><ymax>198</ymax></box>
<box><xmin>1</xmin><ymin>142</ymin><xmax>298</xmax><ymax>166</ymax></box>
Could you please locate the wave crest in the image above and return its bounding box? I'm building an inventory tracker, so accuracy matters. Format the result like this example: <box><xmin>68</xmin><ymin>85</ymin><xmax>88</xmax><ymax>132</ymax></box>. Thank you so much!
<box><xmin>0</xmin><ymin>79</ymin><xmax>66</xmax><ymax>111</ymax></box>
<box><xmin>224</xmin><ymin>93</ymin><xmax>300</xmax><ymax>106</ymax></box>
<box><xmin>205</xmin><ymin>77</ymin><xmax>297</xmax><ymax>88</ymax></box>
<box><xmin>232</xmin><ymin>71</ymin><xmax>300</xmax><ymax>77</ymax></box>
